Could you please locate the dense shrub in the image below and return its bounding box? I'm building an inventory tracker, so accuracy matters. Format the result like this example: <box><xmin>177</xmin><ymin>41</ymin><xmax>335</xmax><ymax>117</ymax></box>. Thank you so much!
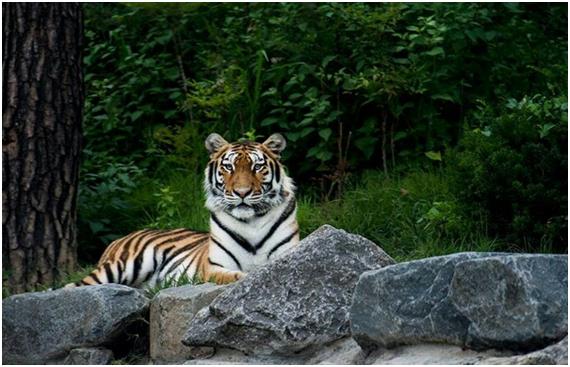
<box><xmin>448</xmin><ymin>95</ymin><xmax>567</xmax><ymax>252</ymax></box>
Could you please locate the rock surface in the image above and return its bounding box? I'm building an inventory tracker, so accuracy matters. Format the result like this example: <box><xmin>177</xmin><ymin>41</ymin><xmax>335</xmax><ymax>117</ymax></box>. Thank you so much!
<box><xmin>183</xmin><ymin>225</ymin><xmax>395</xmax><ymax>355</ymax></box>
<box><xmin>150</xmin><ymin>283</ymin><xmax>228</xmax><ymax>363</ymax></box>
<box><xmin>63</xmin><ymin>347</ymin><xmax>114</xmax><ymax>365</ymax></box>
<box><xmin>184</xmin><ymin>337</ymin><xmax>513</xmax><ymax>365</ymax></box>
<box><xmin>2</xmin><ymin>284</ymin><xmax>149</xmax><ymax>364</ymax></box>
<box><xmin>351</xmin><ymin>253</ymin><xmax>567</xmax><ymax>352</ymax></box>
<box><xmin>364</xmin><ymin>343</ymin><xmax>510</xmax><ymax>365</ymax></box>
<box><xmin>479</xmin><ymin>336</ymin><xmax>568</xmax><ymax>365</ymax></box>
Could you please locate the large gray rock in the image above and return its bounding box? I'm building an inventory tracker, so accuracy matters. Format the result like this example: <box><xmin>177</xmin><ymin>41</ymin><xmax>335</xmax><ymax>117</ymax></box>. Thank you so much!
<box><xmin>150</xmin><ymin>283</ymin><xmax>228</xmax><ymax>363</ymax></box>
<box><xmin>2</xmin><ymin>284</ymin><xmax>149</xmax><ymax>364</ymax></box>
<box><xmin>351</xmin><ymin>253</ymin><xmax>567</xmax><ymax>352</ymax></box>
<box><xmin>183</xmin><ymin>225</ymin><xmax>395</xmax><ymax>355</ymax></box>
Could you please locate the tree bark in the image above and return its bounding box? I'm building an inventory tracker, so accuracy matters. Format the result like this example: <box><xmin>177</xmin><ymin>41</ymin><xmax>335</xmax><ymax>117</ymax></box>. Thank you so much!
<box><xmin>3</xmin><ymin>3</ymin><xmax>83</xmax><ymax>293</ymax></box>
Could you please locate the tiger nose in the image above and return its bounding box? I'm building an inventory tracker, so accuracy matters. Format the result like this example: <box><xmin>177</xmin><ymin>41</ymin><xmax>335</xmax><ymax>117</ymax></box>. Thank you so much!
<box><xmin>233</xmin><ymin>187</ymin><xmax>252</xmax><ymax>198</ymax></box>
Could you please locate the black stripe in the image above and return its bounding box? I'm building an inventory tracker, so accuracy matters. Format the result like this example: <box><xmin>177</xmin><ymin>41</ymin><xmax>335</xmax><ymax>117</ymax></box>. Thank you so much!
<box><xmin>141</xmin><ymin>267</ymin><xmax>154</xmax><ymax>283</ymax></box>
<box><xmin>158</xmin><ymin>237</ymin><xmax>207</xmax><ymax>276</ymax></box>
<box><xmin>157</xmin><ymin>247</ymin><xmax>193</xmax><ymax>278</ymax></box>
<box><xmin>90</xmin><ymin>272</ymin><xmax>102</xmax><ymax>284</ymax></box>
<box><xmin>104</xmin><ymin>263</ymin><xmax>115</xmax><ymax>283</ymax></box>
<box><xmin>156</xmin><ymin>232</ymin><xmax>204</xmax><ymax>248</ymax></box>
<box><xmin>116</xmin><ymin>261</ymin><xmax>124</xmax><ymax>284</ymax></box>
<box><xmin>255</xmin><ymin>198</ymin><xmax>296</xmax><ymax>250</ymax></box>
<box><xmin>268</xmin><ymin>230</ymin><xmax>299</xmax><ymax>258</ymax></box>
<box><xmin>274</xmin><ymin>161</ymin><xmax>281</xmax><ymax>183</ymax></box>
<box><xmin>211</xmin><ymin>237</ymin><xmax>242</xmax><ymax>270</ymax></box>
<box><xmin>152</xmin><ymin>250</ymin><xmax>158</xmax><ymax>275</ymax></box>
<box><xmin>130</xmin><ymin>230</ymin><xmax>183</xmax><ymax>284</ymax></box>
<box><xmin>208</xmin><ymin>258</ymin><xmax>224</xmax><ymax>268</ymax></box>
<box><xmin>166</xmin><ymin>256</ymin><xmax>190</xmax><ymax>277</ymax></box>
<box><xmin>140</xmin><ymin>230</ymin><xmax>200</xmax><ymax>277</ymax></box>
<box><xmin>80</xmin><ymin>280</ymin><xmax>89</xmax><ymax>286</ymax></box>
<box><xmin>208</xmin><ymin>162</ymin><xmax>214</xmax><ymax>185</ymax></box>
<box><xmin>118</xmin><ymin>229</ymin><xmax>157</xmax><ymax>261</ymax></box>
<box><xmin>132</xmin><ymin>251</ymin><xmax>144</xmax><ymax>285</ymax></box>
<box><xmin>211</xmin><ymin>214</ymin><xmax>256</xmax><ymax>254</ymax></box>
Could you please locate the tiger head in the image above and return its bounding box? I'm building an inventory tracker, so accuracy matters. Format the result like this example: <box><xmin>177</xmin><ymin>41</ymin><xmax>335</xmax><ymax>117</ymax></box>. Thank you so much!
<box><xmin>204</xmin><ymin>133</ymin><xmax>295</xmax><ymax>220</ymax></box>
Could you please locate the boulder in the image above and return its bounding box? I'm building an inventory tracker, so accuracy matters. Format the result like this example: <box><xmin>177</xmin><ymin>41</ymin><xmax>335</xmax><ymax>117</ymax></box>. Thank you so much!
<box><xmin>63</xmin><ymin>347</ymin><xmax>114</xmax><ymax>365</ymax></box>
<box><xmin>2</xmin><ymin>284</ymin><xmax>149</xmax><ymax>364</ymax></box>
<box><xmin>351</xmin><ymin>253</ymin><xmax>567</xmax><ymax>351</ymax></box>
<box><xmin>150</xmin><ymin>283</ymin><xmax>229</xmax><ymax>363</ymax></box>
<box><xmin>183</xmin><ymin>225</ymin><xmax>395</xmax><ymax>355</ymax></box>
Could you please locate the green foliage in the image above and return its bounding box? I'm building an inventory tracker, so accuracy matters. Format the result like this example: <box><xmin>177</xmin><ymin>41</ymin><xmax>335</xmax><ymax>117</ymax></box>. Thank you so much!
<box><xmin>78</xmin><ymin>157</ymin><xmax>145</xmax><ymax>261</ymax></box>
<box><xmin>448</xmin><ymin>94</ymin><xmax>567</xmax><ymax>252</ymax></box>
<box><xmin>298</xmin><ymin>170</ymin><xmax>498</xmax><ymax>261</ymax></box>
<box><xmin>136</xmin><ymin>173</ymin><xmax>210</xmax><ymax>232</ymax></box>
<box><xmin>77</xmin><ymin>3</ymin><xmax>567</xmax><ymax>261</ymax></box>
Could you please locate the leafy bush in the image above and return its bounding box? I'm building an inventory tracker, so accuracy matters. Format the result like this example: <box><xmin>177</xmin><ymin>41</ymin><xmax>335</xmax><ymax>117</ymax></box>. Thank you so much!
<box><xmin>77</xmin><ymin>155</ymin><xmax>146</xmax><ymax>262</ymax></box>
<box><xmin>448</xmin><ymin>95</ymin><xmax>567</xmax><ymax>252</ymax></box>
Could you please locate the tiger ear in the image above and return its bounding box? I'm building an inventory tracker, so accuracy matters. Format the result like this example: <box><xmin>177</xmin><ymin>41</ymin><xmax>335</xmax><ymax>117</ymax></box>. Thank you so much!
<box><xmin>205</xmin><ymin>133</ymin><xmax>229</xmax><ymax>154</ymax></box>
<box><xmin>263</xmin><ymin>133</ymin><xmax>286</xmax><ymax>156</ymax></box>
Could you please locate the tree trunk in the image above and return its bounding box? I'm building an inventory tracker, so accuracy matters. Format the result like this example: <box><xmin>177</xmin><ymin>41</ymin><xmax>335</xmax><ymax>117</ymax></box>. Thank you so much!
<box><xmin>3</xmin><ymin>3</ymin><xmax>83</xmax><ymax>294</ymax></box>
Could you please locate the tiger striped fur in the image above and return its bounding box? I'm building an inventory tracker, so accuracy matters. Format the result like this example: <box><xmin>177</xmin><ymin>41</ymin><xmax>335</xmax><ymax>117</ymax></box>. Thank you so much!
<box><xmin>68</xmin><ymin>133</ymin><xmax>299</xmax><ymax>288</ymax></box>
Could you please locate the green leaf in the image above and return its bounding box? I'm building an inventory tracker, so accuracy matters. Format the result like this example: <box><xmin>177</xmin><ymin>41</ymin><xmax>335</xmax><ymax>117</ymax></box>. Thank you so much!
<box><xmin>316</xmin><ymin>150</ymin><xmax>333</xmax><ymax>161</ymax></box>
<box><xmin>319</xmin><ymin>128</ymin><xmax>332</xmax><ymax>141</ymax></box>
<box><xmin>307</xmin><ymin>146</ymin><xmax>320</xmax><ymax>158</ymax></box>
<box><xmin>355</xmin><ymin>136</ymin><xmax>378</xmax><ymax>159</ymax></box>
<box><xmin>130</xmin><ymin>110</ymin><xmax>144</xmax><ymax>122</ymax></box>
<box><xmin>261</xmin><ymin>117</ymin><xmax>279</xmax><ymax>126</ymax></box>
<box><xmin>393</xmin><ymin>131</ymin><xmax>407</xmax><ymax>141</ymax></box>
<box><xmin>322</xmin><ymin>55</ymin><xmax>336</xmax><ymax>68</ymax></box>
<box><xmin>425</xmin><ymin>151</ymin><xmax>442</xmax><ymax>161</ymax></box>
<box><xmin>425</xmin><ymin>47</ymin><xmax>444</xmax><ymax>56</ymax></box>
<box><xmin>285</xmin><ymin>131</ymin><xmax>301</xmax><ymax>142</ymax></box>
<box><xmin>539</xmin><ymin>123</ymin><xmax>556</xmax><ymax>138</ymax></box>
<box><xmin>431</xmin><ymin>94</ymin><xmax>456</xmax><ymax>103</ymax></box>
<box><xmin>300</xmin><ymin>127</ymin><xmax>315</xmax><ymax>137</ymax></box>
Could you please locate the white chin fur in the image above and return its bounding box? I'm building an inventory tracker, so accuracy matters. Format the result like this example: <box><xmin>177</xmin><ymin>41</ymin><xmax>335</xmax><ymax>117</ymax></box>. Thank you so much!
<box><xmin>230</xmin><ymin>206</ymin><xmax>256</xmax><ymax>219</ymax></box>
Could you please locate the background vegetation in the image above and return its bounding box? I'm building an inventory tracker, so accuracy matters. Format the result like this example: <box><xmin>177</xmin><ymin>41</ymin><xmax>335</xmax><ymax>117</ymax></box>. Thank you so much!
<box><xmin>77</xmin><ymin>3</ymin><xmax>567</xmax><ymax>266</ymax></box>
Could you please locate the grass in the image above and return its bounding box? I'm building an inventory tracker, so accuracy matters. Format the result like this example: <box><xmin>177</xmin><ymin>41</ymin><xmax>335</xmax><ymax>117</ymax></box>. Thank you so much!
<box><xmin>297</xmin><ymin>169</ymin><xmax>500</xmax><ymax>262</ymax></box>
<box><xmin>144</xmin><ymin>272</ymin><xmax>204</xmax><ymax>298</ymax></box>
<box><xmin>2</xmin><ymin>265</ymin><xmax>94</xmax><ymax>299</ymax></box>
<box><xmin>128</xmin><ymin>171</ymin><xmax>210</xmax><ymax>231</ymax></box>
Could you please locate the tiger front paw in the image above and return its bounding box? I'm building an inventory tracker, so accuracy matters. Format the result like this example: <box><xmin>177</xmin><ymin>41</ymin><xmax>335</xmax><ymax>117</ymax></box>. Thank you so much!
<box><xmin>210</xmin><ymin>270</ymin><xmax>245</xmax><ymax>284</ymax></box>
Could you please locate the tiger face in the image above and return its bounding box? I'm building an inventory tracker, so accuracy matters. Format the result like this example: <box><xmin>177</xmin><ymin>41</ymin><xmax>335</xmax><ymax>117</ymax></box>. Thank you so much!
<box><xmin>204</xmin><ymin>133</ymin><xmax>295</xmax><ymax>220</ymax></box>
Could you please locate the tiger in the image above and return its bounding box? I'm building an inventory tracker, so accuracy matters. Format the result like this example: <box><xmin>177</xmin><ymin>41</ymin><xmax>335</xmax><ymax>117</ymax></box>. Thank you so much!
<box><xmin>68</xmin><ymin>133</ymin><xmax>299</xmax><ymax>287</ymax></box>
